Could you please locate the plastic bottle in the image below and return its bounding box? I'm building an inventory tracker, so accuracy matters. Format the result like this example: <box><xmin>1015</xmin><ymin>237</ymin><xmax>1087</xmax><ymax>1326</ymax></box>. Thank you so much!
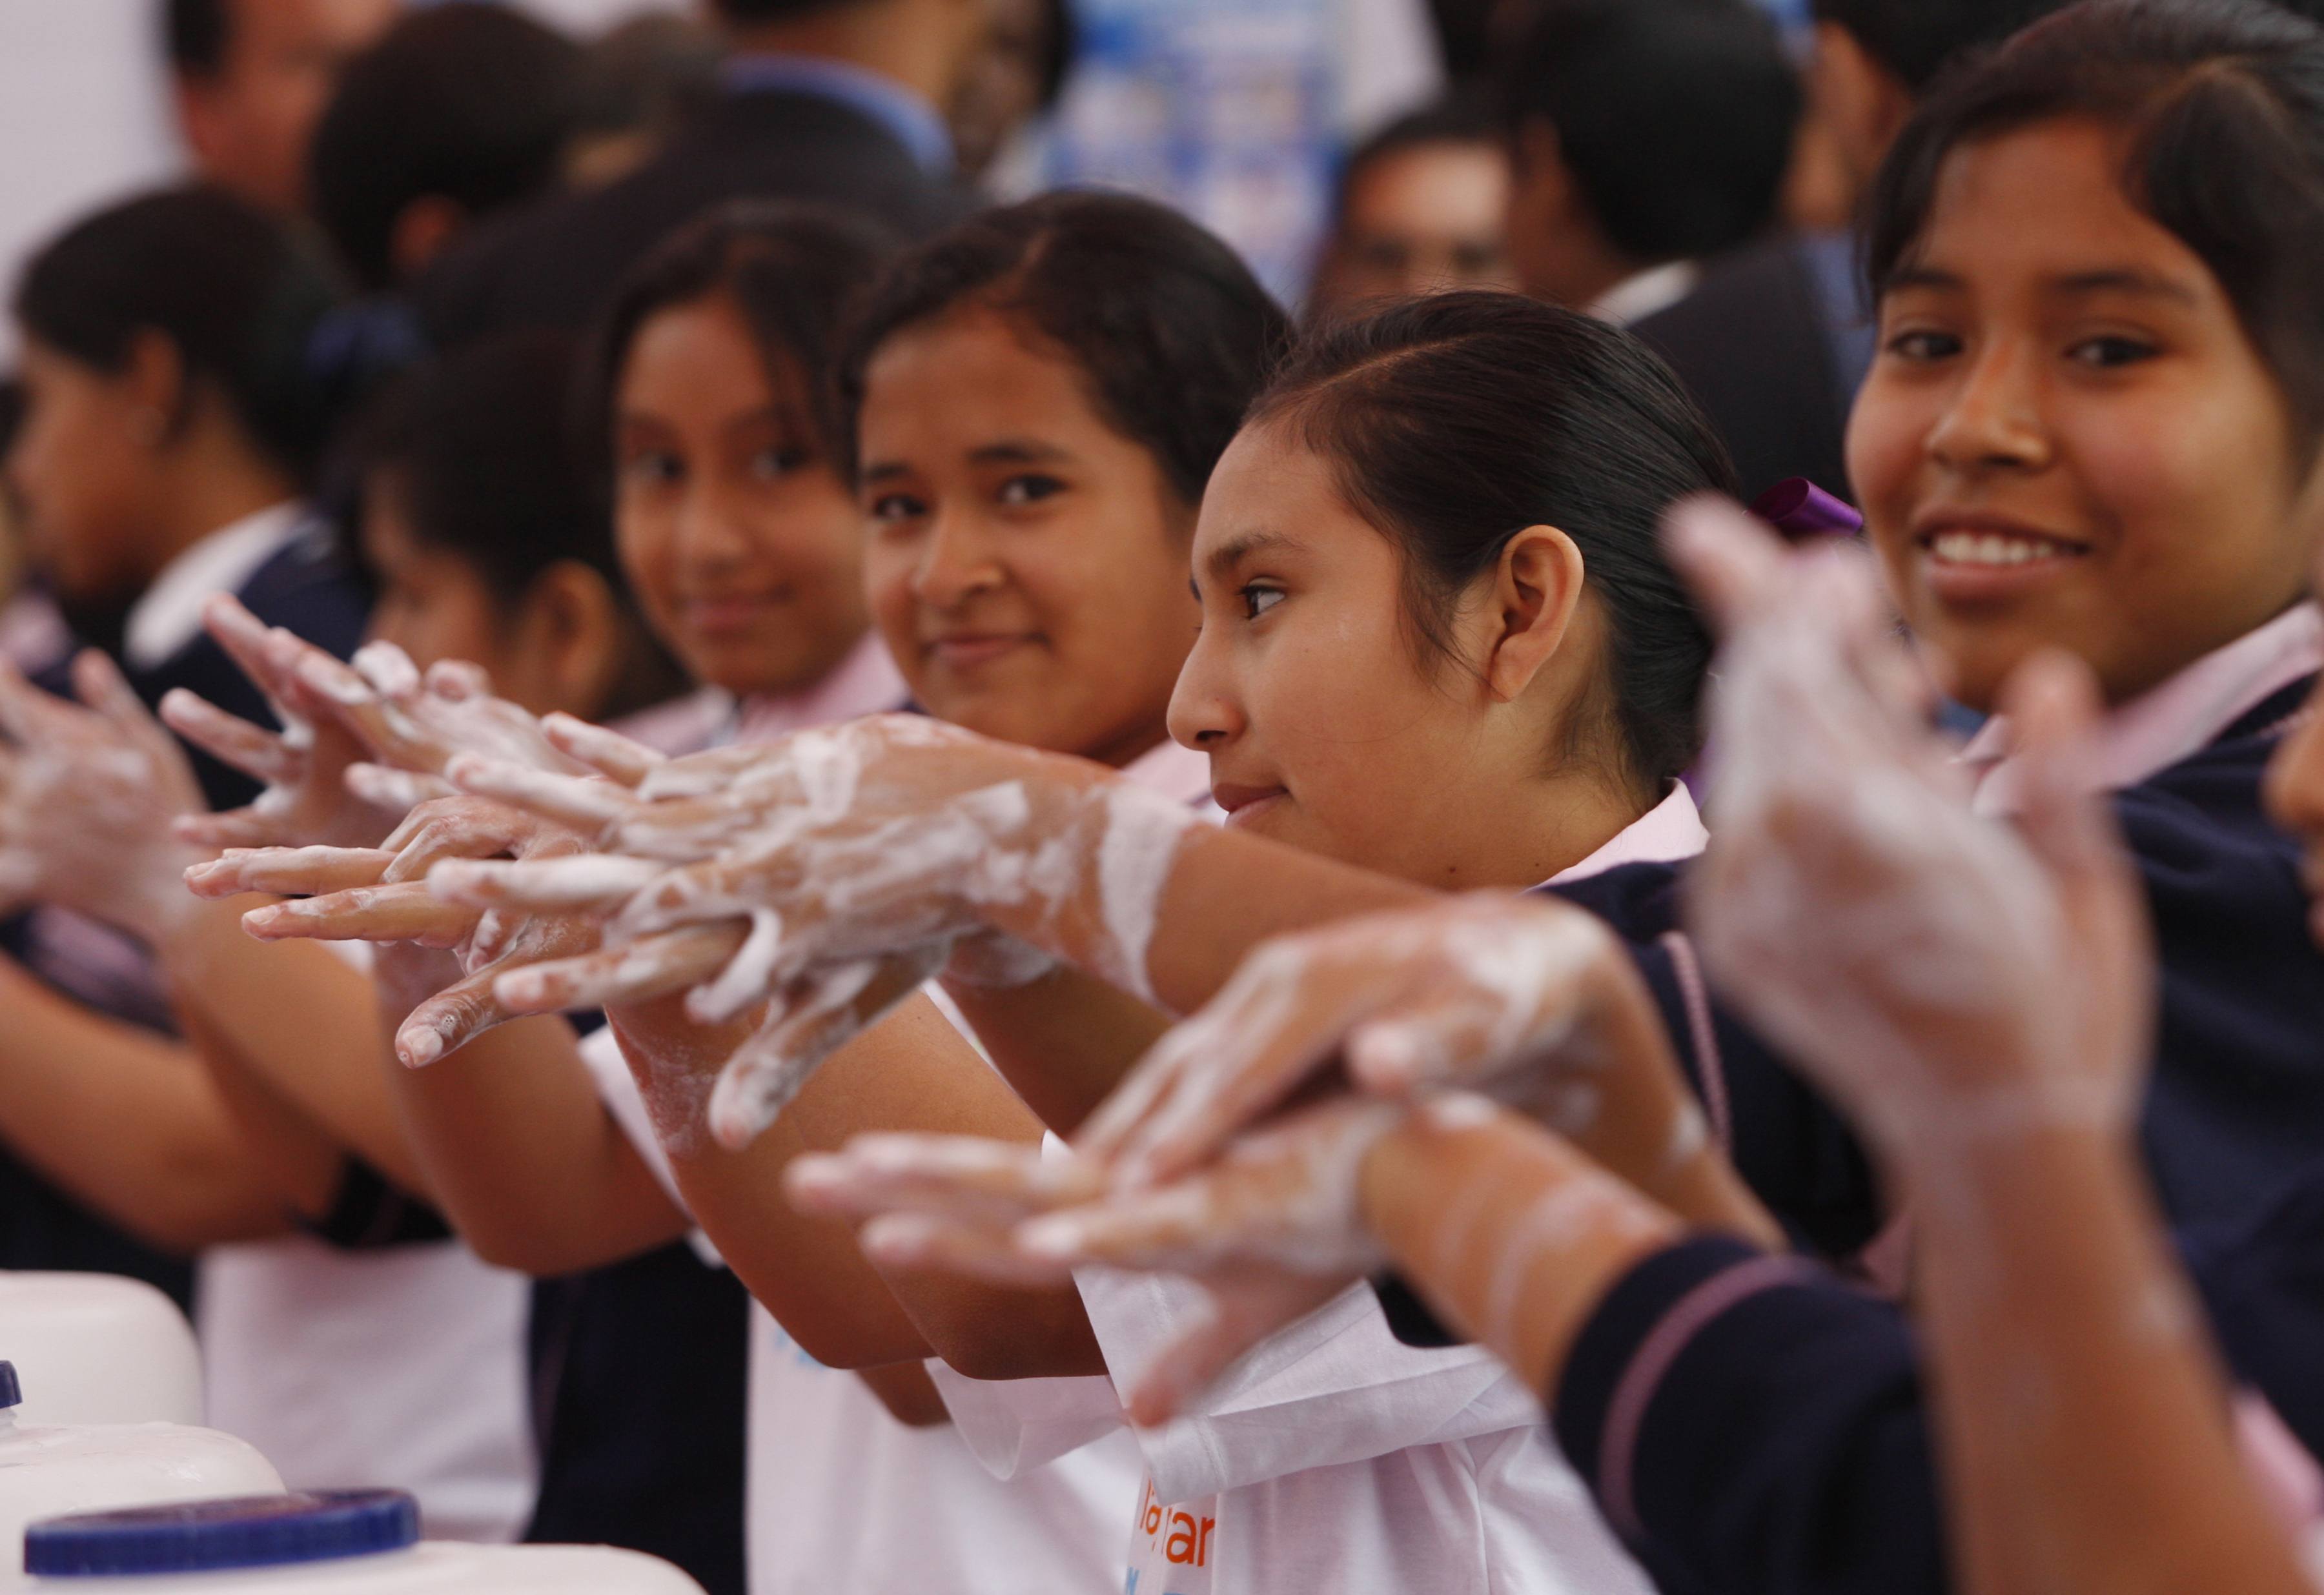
<box><xmin>0</xmin><ymin>1276</ymin><xmax>203</xmax><ymax>1427</ymax></box>
<box><xmin>23</xmin><ymin>1492</ymin><xmax>705</xmax><ymax>1592</ymax></box>
<box><xmin>0</xmin><ymin>1363</ymin><xmax>281</xmax><ymax>1587</ymax></box>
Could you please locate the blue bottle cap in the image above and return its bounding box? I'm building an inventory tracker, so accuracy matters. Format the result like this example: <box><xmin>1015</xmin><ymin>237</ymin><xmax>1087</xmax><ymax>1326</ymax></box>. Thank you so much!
<box><xmin>25</xmin><ymin>1491</ymin><xmax>420</xmax><ymax>1578</ymax></box>
<box><xmin>0</xmin><ymin>1362</ymin><xmax>20</xmax><ymax>1410</ymax></box>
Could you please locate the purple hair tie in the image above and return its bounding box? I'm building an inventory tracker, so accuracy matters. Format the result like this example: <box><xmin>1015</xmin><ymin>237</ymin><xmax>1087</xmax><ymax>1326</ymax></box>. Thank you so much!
<box><xmin>1750</xmin><ymin>478</ymin><xmax>1862</xmax><ymax>539</ymax></box>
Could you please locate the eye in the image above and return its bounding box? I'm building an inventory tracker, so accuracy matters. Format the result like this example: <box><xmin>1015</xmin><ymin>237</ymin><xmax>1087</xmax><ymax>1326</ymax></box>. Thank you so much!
<box><xmin>750</xmin><ymin>446</ymin><xmax>810</xmax><ymax>481</ymax></box>
<box><xmin>620</xmin><ymin>449</ymin><xmax>682</xmax><ymax>489</ymax></box>
<box><xmin>868</xmin><ymin>491</ymin><xmax>926</xmax><ymax>525</ymax></box>
<box><xmin>2068</xmin><ymin>334</ymin><xmax>2158</xmax><ymax>370</ymax></box>
<box><xmin>1239</xmin><ymin>583</ymin><xmax>1285</xmax><ymax>622</ymax></box>
<box><xmin>997</xmin><ymin>473</ymin><xmax>1066</xmax><ymax>507</ymax></box>
<box><xmin>1885</xmin><ymin>327</ymin><xmax>1962</xmax><ymax>363</ymax></box>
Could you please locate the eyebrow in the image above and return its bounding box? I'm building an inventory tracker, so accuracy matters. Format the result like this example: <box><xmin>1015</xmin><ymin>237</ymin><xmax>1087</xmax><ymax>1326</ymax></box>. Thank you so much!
<box><xmin>2052</xmin><ymin>268</ymin><xmax>2201</xmax><ymax>304</ymax></box>
<box><xmin>1201</xmin><ymin>529</ymin><xmax>1304</xmax><ymax>586</ymax></box>
<box><xmin>1884</xmin><ymin>263</ymin><xmax>2201</xmax><ymax>303</ymax></box>
<box><xmin>859</xmin><ymin>460</ymin><xmax>910</xmax><ymax>485</ymax></box>
<box><xmin>967</xmin><ymin>438</ymin><xmax>1074</xmax><ymax>467</ymax></box>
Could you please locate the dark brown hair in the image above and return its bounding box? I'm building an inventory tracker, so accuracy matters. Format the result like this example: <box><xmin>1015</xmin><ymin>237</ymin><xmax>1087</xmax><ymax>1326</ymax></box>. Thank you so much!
<box><xmin>835</xmin><ymin>191</ymin><xmax>1292</xmax><ymax>511</ymax></box>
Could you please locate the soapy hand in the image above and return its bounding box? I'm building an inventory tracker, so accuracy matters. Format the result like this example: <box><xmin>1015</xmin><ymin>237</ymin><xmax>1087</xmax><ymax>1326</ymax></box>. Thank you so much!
<box><xmin>1073</xmin><ymin>893</ymin><xmax>1705</xmax><ymax>1202</ymax></box>
<box><xmin>0</xmin><ymin>649</ymin><xmax>208</xmax><ymax>942</ymax></box>
<box><xmin>159</xmin><ymin>596</ymin><xmax>407</xmax><ymax>852</ymax></box>
<box><xmin>416</xmin><ymin>715</ymin><xmax>1198</xmax><ymax>1143</ymax></box>
<box><xmin>1668</xmin><ymin>497</ymin><xmax>2153</xmax><ymax>1170</ymax></box>
<box><xmin>790</xmin><ymin>1099</ymin><xmax>1411</xmax><ymax>1423</ymax></box>
<box><xmin>434</xmin><ymin>714</ymin><xmax>1193</xmax><ymax>997</ymax></box>
<box><xmin>185</xmin><ymin>791</ymin><xmax>736</xmax><ymax>1066</ymax></box>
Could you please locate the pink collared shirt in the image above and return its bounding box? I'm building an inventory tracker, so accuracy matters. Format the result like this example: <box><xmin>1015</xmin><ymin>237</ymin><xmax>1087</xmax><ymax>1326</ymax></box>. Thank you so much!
<box><xmin>1548</xmin><ymin>783</ymin><xmax>1710</xmax><ymax>886</ymax></box>
<box><xmin>1966</xmin><ymin>602</ymin><xmax>2323</xmax><ymax>817</ymax></box>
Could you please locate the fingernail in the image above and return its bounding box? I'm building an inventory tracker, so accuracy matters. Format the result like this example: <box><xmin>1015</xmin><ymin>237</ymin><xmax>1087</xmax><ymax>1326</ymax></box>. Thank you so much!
<box><xmin>241</xmin><ymin>906</ymin><xmax>281</xmax><ymax>932</ymax></box>
<box><xmin>401</xmin><ymin>1030</ymin><xmax>443</xmax><ymax>1067</ymax></box>
<box><xmin>861</xmin><ymin>1215</ymin><xmax>934</xmax><ymax>1264</ymax></box>
<box><xmin>1015</xmin><ymin>1215</ymin><xmax>1086</xmax><ymax>1260</ymax></box>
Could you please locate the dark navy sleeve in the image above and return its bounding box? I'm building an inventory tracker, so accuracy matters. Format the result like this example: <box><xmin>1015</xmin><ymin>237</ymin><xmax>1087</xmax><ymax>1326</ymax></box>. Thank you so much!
<box><xmin>1550</xmin><ymin>1236</ymin><xmax>1946</xmax><ymax>1595</ymax></box>
<box><xmin>2181</xmin><ymin>1157</ymin><xmax>2324</xmax><ymax>1454</ymax></box>
<box><xmin>1546</xmin><ymin>866</ymin><xmax>1886</xmax><ymax>1259</ymax></box>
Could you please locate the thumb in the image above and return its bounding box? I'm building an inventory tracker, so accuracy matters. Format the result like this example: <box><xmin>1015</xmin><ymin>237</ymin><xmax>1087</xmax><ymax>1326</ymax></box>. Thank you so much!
<box><xmin>1122</xmin><ymin>1274</ymin><xmax>1337</xmax><ymax>1427</ymax></box>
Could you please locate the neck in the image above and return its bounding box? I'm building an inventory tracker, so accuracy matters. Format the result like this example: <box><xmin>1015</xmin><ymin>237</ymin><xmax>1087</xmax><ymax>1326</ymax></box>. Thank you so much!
<box><xmin>1411</xmin><ymin>765</ymin><xmax>1649</xmax><ymax>893</ymax></box>
<box><xmin>138</xmin><ymin>446</ymin><xmax>296</xmax><ymax>582</ymax></box>
<box><xmin>727</xmin><ymin>2</ymin><xmax>956</xmax><ymax>108</ymax></box>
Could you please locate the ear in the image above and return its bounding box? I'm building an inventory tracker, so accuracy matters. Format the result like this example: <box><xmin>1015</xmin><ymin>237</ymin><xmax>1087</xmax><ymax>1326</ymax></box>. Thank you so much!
<box><xmin>172</xmin><ymin>76</ymin><xmax>229</xmax><ymax>178</ymax></box>
<box><xmin>1482</xmin><ymin>525</ymin><xmax>1585</xmax><ymax>702</ymax></box>
<box><xmin>119</xmin><ymin>329</ymin><xmax>190</xmax><ymax>446</ymax></box>
<box><xmin>1811</xmin><ymin>23</ymin><xmax>1915</xmax><ymax>181</ymax></box>
<box><xmin>388</xmin><ymin>196</ymin><xmax>467</xmax><ymax>284</ymax></box>
<box><xmin>515</xmin><ymin>561</ymin><xmax>624</xmax><ymax>720</ymax></box>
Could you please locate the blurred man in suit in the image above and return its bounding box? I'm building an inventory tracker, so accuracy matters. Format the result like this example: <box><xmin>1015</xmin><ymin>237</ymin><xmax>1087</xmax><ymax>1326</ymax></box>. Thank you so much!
<box><xmin>1631</xmin><ymin>0</ymin><xmax>2068</xmax><ymax>502</ymax></box>
<box><xmin>165</xmin><ymin>0</ymin><xmax>401</xmax><ymax>214</ymax></box>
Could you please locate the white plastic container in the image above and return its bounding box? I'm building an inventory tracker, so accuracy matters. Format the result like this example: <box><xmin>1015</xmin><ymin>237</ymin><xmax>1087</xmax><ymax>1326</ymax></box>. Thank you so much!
<box><xmin>23</xmin><ymin>1492</ymin><xmax>704</xmax><ymax>1592</ymax></box>
<box><xmin>0</xmin><ymin>1276</ymin><xmax>203</xmax><ymax>1427</ymax></box>
<box><xmin>0</xmin><ymin>1364</ymin><xmax>281</xmax><ymax>1587</ymax></box>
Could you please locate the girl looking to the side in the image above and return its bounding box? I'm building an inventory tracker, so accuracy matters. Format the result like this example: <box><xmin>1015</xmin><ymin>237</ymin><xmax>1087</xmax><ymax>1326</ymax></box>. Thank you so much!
<box><xmin>325</xmin><ymin>289</ymin><xmax>1776</xmax><ymax>1595</ymax></box>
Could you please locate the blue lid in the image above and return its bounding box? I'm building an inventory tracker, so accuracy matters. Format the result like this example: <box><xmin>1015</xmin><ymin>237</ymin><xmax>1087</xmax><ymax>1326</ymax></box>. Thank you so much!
<box><xmin>0</xmin><ymin>1362</ymin><xmax>19</xmax><ymax>1410</ymax></box>
<box><xmin>25</xmin><ymin>1492</ymin><xmax>420</xmax><ymax>1578</ymax></box>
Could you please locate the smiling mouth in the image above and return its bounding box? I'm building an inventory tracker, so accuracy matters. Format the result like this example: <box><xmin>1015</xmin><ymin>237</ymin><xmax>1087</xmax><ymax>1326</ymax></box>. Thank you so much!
<box><xmin>682</xmin><ymin>593</ymin><xmax>790</xmax><ymax>632</ymax></box>
<box><xmin>1921</xmin><ymin>529</ymin><xmax>2090</xmax><ymax>567</ymax></box>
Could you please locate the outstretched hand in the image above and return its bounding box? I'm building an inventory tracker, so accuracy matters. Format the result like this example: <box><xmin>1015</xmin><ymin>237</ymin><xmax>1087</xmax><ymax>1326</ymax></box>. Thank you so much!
<box><xmin>790</xmin><ymin>1098</ymin><xmax>1410</xmax><ymax>1425</ymax></box>
<box><xmin>1669</xmin><ymin>497</ymin><xmax>2153</xmax><ymax>1175</ymax></box>
<box><xmin>0</xmin><ymin>649</ymin><xmax>209</xmax><ymax>942</ymax></box>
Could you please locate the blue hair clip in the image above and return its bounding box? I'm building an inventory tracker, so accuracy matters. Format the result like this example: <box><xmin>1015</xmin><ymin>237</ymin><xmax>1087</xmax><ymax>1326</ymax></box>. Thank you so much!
<box><xmin>1750</xmin><ymin>477</ymin><xmax>1862</xmax><ymax>538</ymax></box>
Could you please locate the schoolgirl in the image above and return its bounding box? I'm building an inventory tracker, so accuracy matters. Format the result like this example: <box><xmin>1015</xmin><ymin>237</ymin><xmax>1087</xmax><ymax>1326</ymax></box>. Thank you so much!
<box><xmin>0</xmin><ymin>185</ymin><xmax>534</xmax><ymax>1541</ymax></box>
<box><xmin>380</xmin><ymin>288</ymin><xmax>1795</xmax><ymax>1595</ymax></box>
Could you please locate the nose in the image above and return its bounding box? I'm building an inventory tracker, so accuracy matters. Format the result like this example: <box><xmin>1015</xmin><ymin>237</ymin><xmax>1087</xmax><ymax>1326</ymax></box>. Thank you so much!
<box><xmin>1167</xmin><ymin>621</ymin><xmax>1243</xmax><ymax>753</ymax></box>
<box><xmin>912</xmin><ymin>507</ymin><xmax>1005</xmax><ymax>610</ymax></box>
<box><xmin>1926</xmin><ymin>339</ymin><xmax>2053</xmax><ymax>475</ymax></box>
<box><xmin>672</xmin><ymin>477</ymin><xmax>753</xmax><ymax>572</ymax></box>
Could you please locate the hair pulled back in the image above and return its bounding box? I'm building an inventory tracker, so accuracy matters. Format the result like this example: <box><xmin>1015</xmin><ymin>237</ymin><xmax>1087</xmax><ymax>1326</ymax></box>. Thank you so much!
<box><xmin>1252</xmin><ymin>290</ymin><xmax>1731</xmax><ymax>794</ymax></box>
<box><xmin>836</xmin><ymin>190</ymin><xmax>1292</xmax><ymax>510</ymax></box>
<box><xmin>1867</xmin><ymin>0</ymin><xmax>2324</xmax><ymax>441</ymax></box>
<box><xmin>14</xmin><ymin>185</ymin><xmax>351</xmax><ymax>482</ymax></box>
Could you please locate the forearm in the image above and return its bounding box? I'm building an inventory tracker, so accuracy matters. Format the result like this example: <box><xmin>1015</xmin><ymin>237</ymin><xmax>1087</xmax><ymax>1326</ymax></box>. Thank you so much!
<box><xmin>387</xmin><ymin>1008</ymin><xmax>689</xmax><ymax>1275</ymax></box>
<box><xmin>939</xmin><ymin>967</ymin><xmax>1173</xmax><ymax>1135</ymax></box>
<box><xmin>622</xmin><ymin>991</ymin><xmax>1104</xmax><ymax>1379</ymax></box>
<box><xmin>160</xmin><ymin>897</ymin><xmax>431</xmax><ymax>1196</ymax></box>
<box><xmin>1909</xmin><ymin>1130</ymin><xmax>2316</xmax><ymax>1595</ymax></box>
<box><xmin>0</xmin><ymin>957</ymin><xmax>289</xmax><ymax>1250</ymax></box>
<box><xmin>1360</xmin><ymin>1105</ymin><xmax>1684</xmax><ymax>1395</ymax></box>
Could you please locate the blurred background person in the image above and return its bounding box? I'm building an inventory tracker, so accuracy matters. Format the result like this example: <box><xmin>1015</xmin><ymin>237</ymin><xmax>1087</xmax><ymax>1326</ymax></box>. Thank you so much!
<box><xmin>1305</xmin><ymin>95</ymin><xmax>1515</xmax><ymax>324</ymax></box>
<box><xmin>561</xmin><ymin>12</ymin><xmax>727</xmax><ymax>190</ymax></box>
<box><xmin>415</xmin><ymin>0</ymin><xmax>990</xmax><ymax>346</ymax></box>
<box><xmin>164</xmin><ymin>0</ymin><xmax>402</xmax><ymax>215</ymax></box>
<box><xmin>947</xmin><ymin>0</ymin><xmax>1075</xmax><ymax>191</ymax></box>
<box><xmin>1634</xmin><ymin>0</ymin><xmax>2070</xmax><ymax>501</ymax></box>
<box><xmin>1497</xmin><ymin>0</ymin><xmax>1799</xmax><ymax>325</ymax></box>
<box><xmin>307</xmin><ymin>2</ymin><xmax>585</xmax><ymax>294</ymax></box>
